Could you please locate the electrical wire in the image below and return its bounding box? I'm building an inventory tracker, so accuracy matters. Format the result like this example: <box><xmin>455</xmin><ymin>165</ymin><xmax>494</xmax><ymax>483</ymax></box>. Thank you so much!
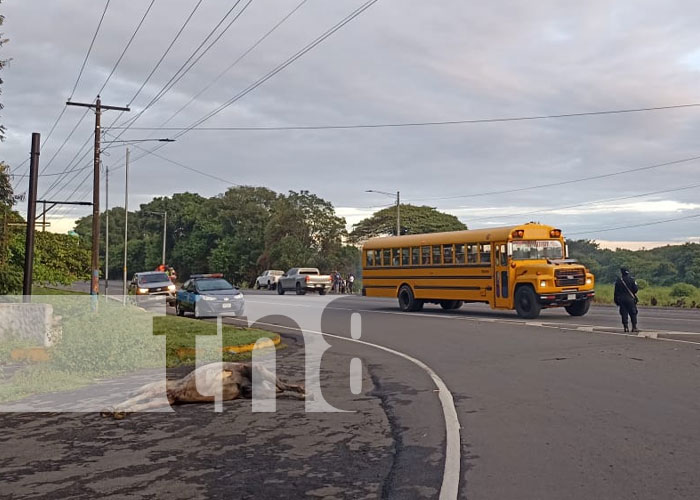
<box><xmin>108</xmin><ymin>102</ymin><xmax>700</xmax><ymax>132</ymax></box>
<box><xmin>69</xmin><ymin>0</ymin><xmax>112</xmax><ymax>101</ymax></box>
<box><xmin>567</xmin><ymin>212</ymin><xmax>700</xmax><ymax>236</ymax></box>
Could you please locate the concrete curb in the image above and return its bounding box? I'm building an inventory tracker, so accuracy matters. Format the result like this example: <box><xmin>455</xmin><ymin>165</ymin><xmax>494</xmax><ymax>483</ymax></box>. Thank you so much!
<box><xmin>175</xmin><ymin>334</ymin><xmax>281</xmax><ymax>359</ymax></box>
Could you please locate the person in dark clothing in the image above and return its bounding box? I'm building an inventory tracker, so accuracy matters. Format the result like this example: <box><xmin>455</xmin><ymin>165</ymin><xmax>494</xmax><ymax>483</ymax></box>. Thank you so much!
<box><xmin>614</xmin><ymin>267</ymin><xmax>639</xmax><ymax>333</ymax></box>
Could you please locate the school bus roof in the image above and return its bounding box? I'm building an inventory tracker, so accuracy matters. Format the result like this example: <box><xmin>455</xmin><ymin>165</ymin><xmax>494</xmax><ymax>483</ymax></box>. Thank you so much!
<box><xmin>362</xmin><ymin>223</ymin><xmax>559</xmax><ymax>249</ymax></box>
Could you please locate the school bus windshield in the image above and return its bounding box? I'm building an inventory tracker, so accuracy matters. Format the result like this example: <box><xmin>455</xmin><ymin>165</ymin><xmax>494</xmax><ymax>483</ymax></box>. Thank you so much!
<box><xmin>511</xmin><ymin>240</ymin><xmax>563</xmax><ymax>260</ymax></box>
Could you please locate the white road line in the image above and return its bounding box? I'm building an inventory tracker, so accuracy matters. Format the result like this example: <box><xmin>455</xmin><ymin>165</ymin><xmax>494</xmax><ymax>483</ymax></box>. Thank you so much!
<box><xmin>231</xmin><ymin>315</ymin><xmax>462</xmax><ymax>500</ymax></box>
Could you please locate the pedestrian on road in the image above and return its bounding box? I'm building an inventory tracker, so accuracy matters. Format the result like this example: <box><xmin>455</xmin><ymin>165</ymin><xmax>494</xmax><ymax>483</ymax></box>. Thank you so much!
<box><xmin>347</xmin><ymin>273</ymin><xmax>355</xmax><ymax>294</ymax></box>
<box><xmin>614</xmin><ymin>267</ymin><xmax>639</xmax><ymax>333</ymax></box>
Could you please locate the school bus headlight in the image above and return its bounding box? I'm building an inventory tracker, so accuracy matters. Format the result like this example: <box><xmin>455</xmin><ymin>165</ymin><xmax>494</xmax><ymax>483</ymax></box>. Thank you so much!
<box><xmin>539</xmin><ymin>280</ymin><xmax>547</xmax><ymax>288</ymax></box>
<box><xmin>586</xmin><ymin>278</ymin><xmax>592</xmax><ymax>285</ymax></box>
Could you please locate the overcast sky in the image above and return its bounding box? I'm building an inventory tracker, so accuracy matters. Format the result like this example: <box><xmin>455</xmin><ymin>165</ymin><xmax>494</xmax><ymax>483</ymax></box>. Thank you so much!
<box><xmin>3</xmin><ymin>0</ymin><xmax>700</xmax><ymax>248</ymax></box>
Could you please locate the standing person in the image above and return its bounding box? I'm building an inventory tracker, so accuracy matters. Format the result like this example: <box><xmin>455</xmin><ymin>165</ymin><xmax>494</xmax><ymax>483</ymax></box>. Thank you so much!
<box><xmin>347</xmin><ymin>273</ymin><xmax>355</xmax><ymax>294</ymax></box>
<box><xmin>614</xmin><ymin>267</ymin><xmax>639</xmax><ymax>333</ymax></box>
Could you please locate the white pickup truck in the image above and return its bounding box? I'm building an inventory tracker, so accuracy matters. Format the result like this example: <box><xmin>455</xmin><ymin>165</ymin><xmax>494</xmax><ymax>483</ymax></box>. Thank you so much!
<box><xmin>277</xmin><ymin>268</ymin><xmax>332</xmax><ymax>295</ymax></box>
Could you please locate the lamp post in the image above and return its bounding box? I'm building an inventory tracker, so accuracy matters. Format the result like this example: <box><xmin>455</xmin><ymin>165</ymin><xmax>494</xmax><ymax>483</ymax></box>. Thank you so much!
<box><xmin>366</xmin><ymin>189</ymin><xmax>400</xmax><ymax>235</ymax></box>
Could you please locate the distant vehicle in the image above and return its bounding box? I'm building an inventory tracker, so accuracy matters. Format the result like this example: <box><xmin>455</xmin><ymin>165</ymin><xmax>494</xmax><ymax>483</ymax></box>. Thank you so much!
<box><xmin>255</xmin><ymin>270</ymin><xmax>285</xmax><ymax>290</ymax></box>
<box><xmin>277</xmin><ymin>268</ymin><xmax>332</xmax><ymax>295</ymax></box>
<box><xmin>362</xmin><ymin>222</ymin><xmax>595</xmax><ymax>319</ymax></box>
<box><xmin>175</xmin><ymin>273</ymin><xmax>245</xmax><ymax>319</ymax></box>
<box><xmin>129</xmin><ymin>271</ymin><xmax>176</xmax><ymax>304</ymax></box>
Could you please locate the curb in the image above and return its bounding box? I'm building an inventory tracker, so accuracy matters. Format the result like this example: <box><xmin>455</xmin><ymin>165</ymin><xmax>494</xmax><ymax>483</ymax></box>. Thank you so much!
<box><xmin>175</xmin><ymin>334</ymin><xmax>281</xmax><ymax>359</ymax></box>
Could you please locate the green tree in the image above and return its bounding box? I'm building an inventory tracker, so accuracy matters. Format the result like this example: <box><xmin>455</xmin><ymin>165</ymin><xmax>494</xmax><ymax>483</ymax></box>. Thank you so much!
<box><xmin>349</xmin><ymin>204</ymin><xmax>466</xmax><ymax>242</ymax></box>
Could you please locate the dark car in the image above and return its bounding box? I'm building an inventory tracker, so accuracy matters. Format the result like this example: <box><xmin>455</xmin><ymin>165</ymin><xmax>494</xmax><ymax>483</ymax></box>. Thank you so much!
<box><xmin>129</xmin><ymin>271</ymin><xmax>176</xmax><ymax>304</ymax></box>
<box><xmin>175</xmin><ymin>274</ymin><xmax>245</xmax><ymax>319</ymax></box>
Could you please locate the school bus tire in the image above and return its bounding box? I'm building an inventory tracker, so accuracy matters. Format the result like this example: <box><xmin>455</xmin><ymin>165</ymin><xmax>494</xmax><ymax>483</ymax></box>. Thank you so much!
<box><xmin>565</xmin><ymin>298</ymin><xmax>591</xmax><ymax>316</ymax></box>
<box><xmin>514</xmin><ymin>285</ymin><xmax>541</xmax><ymax>319</ymax></box>
<box><xmin>440</xmin><ymin>300</ymin><xmax>463</xmax><ymax>310</ymax></box>
<box><xmin>398</xmin><ymin>285</ymin><xmax>423</xmax><ymax>312</ymax></box>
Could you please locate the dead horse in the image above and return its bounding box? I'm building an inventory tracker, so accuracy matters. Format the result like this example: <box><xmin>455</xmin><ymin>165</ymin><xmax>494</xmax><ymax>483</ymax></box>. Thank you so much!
<box><xmin>101</xmin><ymin>362</ymin><xmax>307</xmax><ymax>419</ymax></box>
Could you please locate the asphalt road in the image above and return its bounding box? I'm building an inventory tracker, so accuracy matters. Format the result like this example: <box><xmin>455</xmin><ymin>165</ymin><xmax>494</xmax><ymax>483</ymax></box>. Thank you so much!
<box><xmin>228</xmin><ymin>291</ymin><xmax>700</xmax><ymax>499</ymax></box>
<box><xmin>17</xmin><ymin>285</ymin><xmax>700</xmax><ymax>498</ymax></box>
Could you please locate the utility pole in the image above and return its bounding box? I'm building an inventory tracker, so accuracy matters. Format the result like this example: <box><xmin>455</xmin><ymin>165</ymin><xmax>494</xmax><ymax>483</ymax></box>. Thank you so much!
<box><xmin>66</xmin><ymin>96</ymin><xmax>130</xmax><ymax>297</ymax></box>
<box><xmin>396</xmin><ymin>191</ymin><xmax>400</xmax><ymax>236</ymax></box>
<box><xmin>123</xmin><ymin>147</ymin><xmax>129</xmax><ymax>301</ymax></box>
<box><xmin>23</xmin><ymin>133</ymin><xmax>40</xmax><ymax>298</ymax></box>
<box><xmin>104</xmin><ymin>164</ymin><xmax>109</xmax><ymax>296</ymax></box>
<box><xmin>162</xmin><ymin>211</ymin><xmax>167</xmax><ymax>266</ymax></box>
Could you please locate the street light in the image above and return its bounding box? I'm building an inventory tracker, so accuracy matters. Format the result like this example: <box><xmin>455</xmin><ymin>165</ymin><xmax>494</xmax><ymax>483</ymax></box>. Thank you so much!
<box><xmin>366</xmin><ymin>189</ymin><xmax>400</xmax><ymax>236</ymax></box>
<box><xmin>145</xmin><ymin>210</ymin><xmax>167</xmax><ymax>267</ymax></box>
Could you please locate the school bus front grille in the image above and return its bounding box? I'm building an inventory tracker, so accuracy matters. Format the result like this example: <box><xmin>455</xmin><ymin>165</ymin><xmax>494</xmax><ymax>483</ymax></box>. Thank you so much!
<box><xmin>554</xmin><ymin>268</ymin><xmax>585</xmax><ymax>287</ymax></box>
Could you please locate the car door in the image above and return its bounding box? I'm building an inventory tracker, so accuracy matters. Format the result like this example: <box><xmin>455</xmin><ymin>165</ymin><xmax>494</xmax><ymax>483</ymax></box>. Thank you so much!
<box><xmin>185</xmin><ymin>281</ymin><xmax>198</xmax><ymax>311</ymax></box>
<box><xmin>282</xmin><ymin>269</ymin><xmax>296</xmax><ymax>290</ymax></box>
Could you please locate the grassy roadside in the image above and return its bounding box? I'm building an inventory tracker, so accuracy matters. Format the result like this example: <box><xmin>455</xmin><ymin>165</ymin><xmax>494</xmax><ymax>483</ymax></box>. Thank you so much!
<box><xmin>594</xmin><ymin>284</ymin><xmax>700</xmax><ymax>308</ymax></box>
<box><xmin>1</xmin><ymin>290</ymin><xmax>279</xmax><ymax>403</ymax></box>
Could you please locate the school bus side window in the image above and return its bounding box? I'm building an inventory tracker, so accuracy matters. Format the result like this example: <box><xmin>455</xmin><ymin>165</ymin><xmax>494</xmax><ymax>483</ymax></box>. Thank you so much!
<box><xmin>432</xmin><ymin>245</ymin><xmax>442</xmax><ymax>265</ymax></box>
<box><xmin>481</xmin><ymin>243</ymin><xmax>491</xmax><ymax>264</ymax></box>
<box><xmin>401</xmin><ymin>248</ymin><xmax>410</xmax><ymax>266</ymax></box>
<box><xmin>383</xmin><ymin>249</ymin><xmax>391</xmax><ymax>266</ymax></box>
<box><xmin>421</xmin><ymin>246</ymin><xmax>431</xmax><ymax>265</ymax></box>
<box><xmin>366</xmin><ymin>250</ymin><xmax>374</xmax><ymax>267</ymax></box>
<box><xmin>455</xmin><ymin>243</ymin><xmax>465</xmax><ymax>264</ymax></box>
<box><xmin>392</xmin><ymin>248</ymin><xmax>400</xmax><ymax>266</ymax></box>
<box><xmin>467</xmin><ymin>243</ymin><xmax>479</xmax><ymax>263</ymax></box>
<box><xmin>499</xmin><ymin>244</ymin><xmax>507</xmax><ymax>266</ymax></box>
<box><xmin>443</xmin><ymin>244</ymin><xmax>453</xmax><ymax>264</ymax></box>
<box><xmin>374</xmin><ymin>249</ymin><xmax>381</xmax><ymax>266</ymax></box>
<box><xmin>411</xmin><ymin>247</ymin><xmax>420</xmax><ymax>265</ymax></box>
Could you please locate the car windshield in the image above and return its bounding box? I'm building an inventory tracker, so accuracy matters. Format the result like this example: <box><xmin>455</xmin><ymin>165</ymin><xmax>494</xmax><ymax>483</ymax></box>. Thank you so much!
<box><xmin>511</xmin><ymin>240</ymin><xmax>564</xmax><ymax>260</ymax></box>
<box><xmin>139</xmin><ymin>273</ymin><xmax>170</xmax><ymax>283</ymax></box>
<box><xmin>196</xmin><ymin>278</ymin><xmax>234</xmax><ymax>291</ymax></box>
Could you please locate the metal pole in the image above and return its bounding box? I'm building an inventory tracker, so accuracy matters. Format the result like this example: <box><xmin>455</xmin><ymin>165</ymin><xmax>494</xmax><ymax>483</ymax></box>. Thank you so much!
<box><xmin>90</xmin><ymin>97</ymin><xmax>102</xmax><ymax>297</ymax></box>
<box><xmin>23</xmin><ymin>133</ymin><xmax>40</xmax><ymax>298</ymax></box>
<box><xmin>162</xmin><ymin>211</ymin><xmax>167</xmax><ymax>266</ymax></box>
<box><xmin>122</xmin><ymin>148</ymin><xmax>129</xmax><ymax>302</ymax></box>
<box><xmin>396</xmin><ymin>191</ymin><xmax>400</xmax><ymax>236</ymax></box>
<box><xmin>42</xmin><ymin>201</ymin><xmax>46</xmax><ymax>232</ymax></box>
<box><xmin>105</xmin><ymin>165</ymin><xmax>109</xmax><ymax>296</ymax></box>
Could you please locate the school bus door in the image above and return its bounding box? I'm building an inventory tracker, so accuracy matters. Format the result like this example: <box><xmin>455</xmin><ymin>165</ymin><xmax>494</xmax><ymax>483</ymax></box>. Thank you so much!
<box><xmin>494</xmin><ymin>242</ymin><xmax>510</xmax><ymax>308</ymax></box>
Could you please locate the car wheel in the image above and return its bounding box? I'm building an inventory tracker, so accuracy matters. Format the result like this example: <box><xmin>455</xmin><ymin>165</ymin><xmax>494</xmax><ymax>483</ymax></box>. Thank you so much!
<box><xmin>514</xmin><ymin>286</ymin><xmax>541</xmax><ymax>319</ymax></box>
<box><xmin>565</xmin><ymin>298</ymin><xmax>591</xmax><ymax>316</ymax></box>
<box><xmin>398</xmin><ymin>285</ymin><xmax>422</xmax><ymax>312</ymax></box>
<box><xmin>255</xmin><ymin>281</ymin><xmax>261</xmax><ymax>290</ymax></box>
<box><xmin>277</xmin><ymin>283</ymin><xmax>285</xmax><ymax>295</ymax></box>
<box><xmin>175</xmin><ymin>301</ymin><xmax>184</xmax><ymax>316</ymax></box>
<box><xmin>295</xmin><ymin>283</ymin><xmax>306</xmax><ymax>295</ymax></box>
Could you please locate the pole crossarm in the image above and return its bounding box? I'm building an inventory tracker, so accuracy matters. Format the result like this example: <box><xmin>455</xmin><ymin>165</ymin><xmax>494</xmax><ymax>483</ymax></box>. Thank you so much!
<box><xmin>35</xmin><ymin>200</ymin><xmax>93</xmax><ymax>221</ymax></box>
<box><xmin>66</xmin><ymin>100</ymin><xmax>131</xmax><ymax>112</ymax></box>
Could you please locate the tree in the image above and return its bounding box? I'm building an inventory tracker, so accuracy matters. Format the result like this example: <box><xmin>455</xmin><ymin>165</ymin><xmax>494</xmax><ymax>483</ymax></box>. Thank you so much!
<box><xmin>0</xmin><ymin>0</ymin><xmax>8</xmax><ymax>143</ymax></box>
<box><xmin>350</xmin><ymin>204</ymin><xmax>466</xmax><ymax>242</ymax></box>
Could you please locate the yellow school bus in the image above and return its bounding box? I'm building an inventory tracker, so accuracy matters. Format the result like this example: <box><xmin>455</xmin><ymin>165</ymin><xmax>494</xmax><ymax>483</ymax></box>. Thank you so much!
<box><xmin>361</xmin><ymin>223</ymin><xmax>595</xmax><ymax>319</ymax></box>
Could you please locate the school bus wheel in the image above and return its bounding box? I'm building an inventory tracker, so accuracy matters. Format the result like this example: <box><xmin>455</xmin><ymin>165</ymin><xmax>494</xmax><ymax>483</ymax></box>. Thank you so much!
<box><xmin>440</xmin><ymin>300</ymin><xmax>463</xmax><ymax>310</ymax></box>
<box><xmin>398</xmin><ymin>285</ymin><xmax>423</xmax><ymax>312</ymax></box>
<box><xmin>565</xmin><ymin>298</ymin><xmax>591</xmax><ymax>316</ymax></box>
<box><xmin>514</xmin><ymin>285</ymin><xmax>541</xmax><ymax>319</ymax></box>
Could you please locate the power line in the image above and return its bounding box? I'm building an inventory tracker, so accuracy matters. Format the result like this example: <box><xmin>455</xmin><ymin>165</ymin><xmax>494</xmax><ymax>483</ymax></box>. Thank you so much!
<box><xmin>466</xmin><ymin>182</ymin><xmax>700</xmax><ymax>222</ymax></box>
<box><xmin>69</xmin><ymin>0</ymin><xmax>112</xmax><ymax>101</ymax></box>
<box><xmin>408</xmin><ymin>154</ymin><xmax>700</xmax><ymax>202</ymax></box>
<box><xmin>106</xmin><ymin>102</ymin><xmax>700</xmax><ymax>132</ymax></box>
<box><xmin>567</xmin><ymin>212</ymin><xmax>700</xmax><ymax>236</ymax></box>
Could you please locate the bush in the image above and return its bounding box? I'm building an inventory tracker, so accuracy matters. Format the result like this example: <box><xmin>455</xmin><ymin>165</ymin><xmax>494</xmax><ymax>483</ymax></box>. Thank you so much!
<box><xmin>636</xmin><ymin>279</ymin><xmax>648</xmax><ymax>290</ymax></box>
<box><xmin>670</xmin><ymin>283</ymin><xmax>697</xmax><ymax>298</ymax></box>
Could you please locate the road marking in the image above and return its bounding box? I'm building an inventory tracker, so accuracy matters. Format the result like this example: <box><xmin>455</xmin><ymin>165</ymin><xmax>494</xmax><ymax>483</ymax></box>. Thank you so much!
<box><xmin>227</xmin><ymin>313</ymin><xmax>462</xmax><ymax>500</ymax></box>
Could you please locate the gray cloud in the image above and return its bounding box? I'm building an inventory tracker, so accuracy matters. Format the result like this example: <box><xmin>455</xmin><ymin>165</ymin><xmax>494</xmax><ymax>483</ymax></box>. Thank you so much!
<box><xmin>3</xmin><ymin>0</ymin><xmax>700</xmax><ymax>243</ymax></box>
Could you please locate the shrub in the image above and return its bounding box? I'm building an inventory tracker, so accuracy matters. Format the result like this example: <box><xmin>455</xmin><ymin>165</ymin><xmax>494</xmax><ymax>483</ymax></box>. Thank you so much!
<box><xmin>670</xmin><ymin>283</ymin><xmax>697</xmax><ymax>298</ymax></box>
<box><xmin>636</xmin><ymin>279</ymin><xmax>648</xmax><ymax>290</ymax></box>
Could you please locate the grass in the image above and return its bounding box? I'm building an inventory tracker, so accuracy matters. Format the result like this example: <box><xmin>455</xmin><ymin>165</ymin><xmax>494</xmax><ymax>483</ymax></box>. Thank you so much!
<box><xmin>32</xmin><ymin>285</ymin><xmax>85</xmax><ymax>295</ymax></box>
<box><xmin>594</xmin><ymin>284</ymin><xmax>700</xmax><ymax>308</ymax></box>
<box><xmin>0</xmin><ymin>296</ymin><xmax>279</xmax><ymax>403</ymax></box>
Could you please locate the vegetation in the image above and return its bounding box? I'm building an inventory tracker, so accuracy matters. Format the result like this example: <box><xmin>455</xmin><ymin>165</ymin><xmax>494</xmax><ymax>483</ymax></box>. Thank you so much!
<box><xmin>567</xmin><ymin>239</ymin><xmax>700</xmax><ymax>286</ymax></box>
<box><xmin>349</xmin><ymin>204</ymin><xmax>466</xmax><ymax>242</ymax></box>
<box><xmin>0</xmin><ymin>298</ymin><xmax>278</xmax><ymax>402</ymax></box>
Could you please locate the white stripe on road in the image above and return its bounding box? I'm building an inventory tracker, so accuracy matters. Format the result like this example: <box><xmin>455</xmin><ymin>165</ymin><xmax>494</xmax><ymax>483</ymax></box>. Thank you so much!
<box><xmin>231</xmin><ymin>315</ymin><xmax>462</xmax><ymax>500</ymax></box>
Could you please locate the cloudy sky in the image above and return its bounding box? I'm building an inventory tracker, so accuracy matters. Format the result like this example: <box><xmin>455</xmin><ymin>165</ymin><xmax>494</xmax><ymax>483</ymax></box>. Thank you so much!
<box><xmin>3</xmin><ymin>0</ymin><xmax>700</xmax><ymax>248</ymax></box>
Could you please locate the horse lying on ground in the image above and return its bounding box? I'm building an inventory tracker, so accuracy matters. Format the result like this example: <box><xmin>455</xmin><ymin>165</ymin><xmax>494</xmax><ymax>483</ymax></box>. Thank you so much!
<box><xmin>101</xmin><ymin>362</ymin><xmax>307</xmax><ymax>419</ymax></box>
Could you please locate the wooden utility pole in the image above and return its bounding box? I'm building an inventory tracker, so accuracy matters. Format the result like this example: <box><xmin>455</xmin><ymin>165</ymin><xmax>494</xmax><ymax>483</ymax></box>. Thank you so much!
<box><xmin>23</xmin><ymin>133</ymin><xmax>40</xmax><ymax>298</ymax></box>
<box><xmin>66</xmin><ymin>96</ymin><xmax>129</xmax><ymax>296</ymax></box>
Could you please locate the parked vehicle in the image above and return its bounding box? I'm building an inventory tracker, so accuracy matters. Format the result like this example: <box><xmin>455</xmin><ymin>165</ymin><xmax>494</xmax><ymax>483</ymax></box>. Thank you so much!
<box><xmin>255</xmin><ymin>270</ymin><xmax>285</xmax><ymax>290</ymax></box>
<box><xmin>129</xmin><ymin>271</ymin><xmax>176</xmax><ymax>304</ymax></box>
<box><xmin>277</xmin><ymin>268</ymin><xmax>332</xmax><ymax>295</ymax></box>
<box><xmin>175</xmin><ymin>273</ymin><xmax>245</xmax><ymax>319</ymax></box>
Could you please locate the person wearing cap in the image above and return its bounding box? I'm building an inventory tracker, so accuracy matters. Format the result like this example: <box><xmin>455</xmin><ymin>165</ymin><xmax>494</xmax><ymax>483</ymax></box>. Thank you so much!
<box><xmin>614</xmin><ymin>267</ymin><xmax>639</xmax><ymax>333</ymax></box>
